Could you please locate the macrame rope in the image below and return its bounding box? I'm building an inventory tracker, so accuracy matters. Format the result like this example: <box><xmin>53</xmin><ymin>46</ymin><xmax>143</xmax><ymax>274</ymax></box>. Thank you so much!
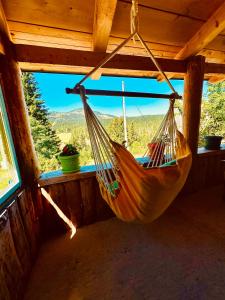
<box><xmin>79</xmin><ymin>85</ymin><xmax>180</xmax><ymax>199</ymax></box>
<box><xmin>130</xmin><ymin>0</ymin><xmax>139</xmax><ymax>42</ymax></box>
<box><xmin>74</xmin><ymin>0</ymin><xmax>179</xmax><ymax>96</ymax></box>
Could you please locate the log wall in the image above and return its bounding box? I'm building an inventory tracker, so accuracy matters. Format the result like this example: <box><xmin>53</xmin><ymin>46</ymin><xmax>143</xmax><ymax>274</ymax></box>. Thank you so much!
<box><xmin>0</xmin><ymin>187</ymin><xmax>42</xmax><ymax>300</ymax></box>
<box><xmin>39</xmin><ymin>149</ymin><xmax>225</xmax><ymax>234</ymax></box>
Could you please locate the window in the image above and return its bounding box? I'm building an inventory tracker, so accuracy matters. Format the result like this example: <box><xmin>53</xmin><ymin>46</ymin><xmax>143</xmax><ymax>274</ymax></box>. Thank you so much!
<box><xmin>0</xmin><ymin>85</ymin><xmax>21</xmax><ymax>205</ymax></box>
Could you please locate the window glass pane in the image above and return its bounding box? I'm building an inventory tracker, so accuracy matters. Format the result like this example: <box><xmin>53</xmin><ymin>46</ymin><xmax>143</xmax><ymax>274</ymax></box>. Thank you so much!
<box><xmin>0</xmin><ymin>86</ymin><xmax>20</xmax><ymax>204</ymax></box>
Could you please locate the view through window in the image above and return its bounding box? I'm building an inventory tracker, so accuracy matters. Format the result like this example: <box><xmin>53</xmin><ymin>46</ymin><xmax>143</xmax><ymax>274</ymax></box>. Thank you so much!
<box><xmin>0</xmin><ymin>86</ymin><xmax>20</xmax><ymax>204</ymax></box>
<box><xmin>22</xmin><ymin>72</ymin><xmax>217</xmax><ymax>174</ymax></box>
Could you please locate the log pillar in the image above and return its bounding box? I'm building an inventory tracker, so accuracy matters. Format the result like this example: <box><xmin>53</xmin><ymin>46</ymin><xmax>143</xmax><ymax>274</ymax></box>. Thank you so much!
<box><xmin>0</xmin><ymin>3</ymin><xmax>39</xmax><ymax>184</ymax></box>
<box><xmin>183</xmin><ymin>55</ymin><xmax>205</xmax><ymax>156</ymax></box>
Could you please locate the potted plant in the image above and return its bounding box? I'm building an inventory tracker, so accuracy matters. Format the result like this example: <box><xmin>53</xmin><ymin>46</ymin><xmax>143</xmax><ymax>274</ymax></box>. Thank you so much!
<box><xmin>204</xmin><ymin>135</ymin><xmax>223</xmax><ymax>150</ymax></box>
<box><xmin>58</xmin><ymin>144</ymin><xmax>80</xmax><ymax>173</ymax></box>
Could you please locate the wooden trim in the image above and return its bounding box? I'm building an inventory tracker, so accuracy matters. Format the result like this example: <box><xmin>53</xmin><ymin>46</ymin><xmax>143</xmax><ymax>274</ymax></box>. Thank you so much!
<box><xmin>38</xmin><ymin>168</ymin><xmax>96</xmax><ymax>187</ymax></box>
<box><xmin>38</xmin><ymin>146</ymin><xmax>225</xmax><ymax>188</ymax></box>
<box><xmin>93</xmin><ymin>0</ymin><xmax>117</xmax><ymax>52</ymax></box>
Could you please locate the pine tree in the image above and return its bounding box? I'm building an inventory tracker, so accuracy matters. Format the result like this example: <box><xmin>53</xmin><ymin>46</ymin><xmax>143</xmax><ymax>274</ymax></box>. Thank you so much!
<box><xmin>199</xmin><ymin>81</ymin><xmax>225</xmax><ymax>145</ymax></box>
<box><xmin>108</xmin><ymin>117</ymin><xmax>125</xmax><ymax>144</ymax></box>
<box><xmin>22</xmin><ymin>72</ymin><xmax>61</xmax><ymax>171</ymax></box>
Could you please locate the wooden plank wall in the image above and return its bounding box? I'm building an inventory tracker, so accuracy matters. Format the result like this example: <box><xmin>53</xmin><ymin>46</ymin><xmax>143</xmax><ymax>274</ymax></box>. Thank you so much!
<box><xmin>41</xmin><ymin>176</ymin><xmax>114</xmax><ymax>235</ymax></box>
<box><xmin>40</xmin><ymin>151</ymin><xmax>225</xmax><ymax>234</ymax></box>
<box><xmin>182</xmin><ymin>151</ymin><xmax>225</xmax><ymax>194</ymax></box>
<box><xmin>0</xmin><ymin>187</ymin><xmax>42</xmax><ymax>300</ymax></box>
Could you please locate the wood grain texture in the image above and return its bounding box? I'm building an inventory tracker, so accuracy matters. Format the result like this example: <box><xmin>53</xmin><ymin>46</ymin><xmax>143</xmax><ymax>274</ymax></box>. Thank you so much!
<box><xmin>15</xmin><ymin>44</ymin><xmax>187</xmax><ymax>72</ymax></box>
<box><xmin>183</xmin><ymin>56</ymin><xmax>205</xmax><ymax>156</ymax></box>
<box><xmin>93</xmin><ymin>0</ymin><xmax>117</xmax><ymax>52</ymax></box>
<box><xmin>17</xmin><ymin>189</ymin><xmax>39</xmax><ymax>258</ymax></box>
<box><xmin>0</xmin><ymin>187</ymin><xmax>41</xmax><ymax>300</ymax></box>
<box><xmin>175</xmin><ymin>1</ymin><xmax>225</xmax><ymax>59</ymax></box>
<box><xmin>80</xmin><ymin>177</ymin><xmax>96</xmax><ymax>225</ymax></box>
<box><xmin>0</xmin><ymin>212</ymin><xmax>23</xmax><ymax>300</ymax></box>
<box><xmin>7</xmin><ymin>201</ymin><xmax>31</xmax><ymax>276</ymax></box>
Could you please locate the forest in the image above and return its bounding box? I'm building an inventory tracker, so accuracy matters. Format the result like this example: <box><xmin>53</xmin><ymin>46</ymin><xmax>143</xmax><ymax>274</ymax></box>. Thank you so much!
<box><xmin>21</xmin><ymin>73</ymin><xmax>225</xmax><ymax>173</ymax></box>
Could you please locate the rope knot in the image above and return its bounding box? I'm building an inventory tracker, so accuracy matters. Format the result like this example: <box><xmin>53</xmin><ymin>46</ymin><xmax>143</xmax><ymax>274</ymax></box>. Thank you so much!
<box><xmin>78</xmin><ymin>85</ymin><xmax>88</xmax><ymax>104</ymax></box>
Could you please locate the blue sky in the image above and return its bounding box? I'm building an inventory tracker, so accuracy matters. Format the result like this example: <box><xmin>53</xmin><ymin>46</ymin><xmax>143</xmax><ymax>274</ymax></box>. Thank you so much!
<box><xmin>34</xmin><ymin>73</ymin><xmax>208</xmax><ymax>117</ymax></box>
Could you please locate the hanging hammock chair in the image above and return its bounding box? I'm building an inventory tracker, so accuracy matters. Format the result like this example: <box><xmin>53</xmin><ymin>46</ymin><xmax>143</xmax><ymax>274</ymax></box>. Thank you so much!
<box><xmin>66</xmin><ymin>0</ymin><xmax>192</xmax><ymax>223</ymax></box>
<box><xmin>78</xmin><ymin>87</ymin><xmax>192</xmax><ymax>223</ymax></box>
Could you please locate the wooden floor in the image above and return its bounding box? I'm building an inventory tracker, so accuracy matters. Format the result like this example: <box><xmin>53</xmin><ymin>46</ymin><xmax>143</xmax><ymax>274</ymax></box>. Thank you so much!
<box><xmin>24</xmin><ymin>186</ymin><xmax>225</xmax><ymax>300</ymax></box>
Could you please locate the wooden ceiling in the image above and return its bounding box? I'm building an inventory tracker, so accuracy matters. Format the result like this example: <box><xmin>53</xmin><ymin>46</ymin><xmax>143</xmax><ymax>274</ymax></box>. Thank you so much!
<box><xmin>2</xmin><ymin>0</ymin><xmax>225</xmax><ymax>81</ymax></box>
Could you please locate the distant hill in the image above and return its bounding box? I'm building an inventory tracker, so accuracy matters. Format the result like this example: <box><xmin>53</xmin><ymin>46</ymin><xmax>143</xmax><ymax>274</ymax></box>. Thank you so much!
<box><xmin>49</xmin><ymin>107</ymin><xmax>166</xmax><ymax>132</ymax></box>
<box><xmin>49</xmin><ymin>108</ymin><xmax>115</xmax><ymax>127</ymax></box>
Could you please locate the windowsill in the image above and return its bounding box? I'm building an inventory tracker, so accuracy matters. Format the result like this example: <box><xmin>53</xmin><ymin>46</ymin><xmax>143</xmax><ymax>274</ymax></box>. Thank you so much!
<box><xmin>197</xmin><ymin>144</ymin><xmax>225</xmax><ymax>156</ymax></box>
<box><xmin>39</xmin><ymin>145</ymin><xmax>225</xmax><ymax>187</ymax></box>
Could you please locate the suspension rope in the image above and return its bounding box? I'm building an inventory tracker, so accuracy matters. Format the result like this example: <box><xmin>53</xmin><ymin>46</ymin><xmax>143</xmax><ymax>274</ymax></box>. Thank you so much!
<box><xmin>73</xmin><ymin>0</ymin><xmax>179</xmax><ymax>97</ymax></box>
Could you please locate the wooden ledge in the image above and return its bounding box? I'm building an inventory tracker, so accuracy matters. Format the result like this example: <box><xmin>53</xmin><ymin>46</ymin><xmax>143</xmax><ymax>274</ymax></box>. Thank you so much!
<box><xmin>39</xmin><ymin>147</ymin><xmax>225</xmax><ymax>187</ymax></box>
<box><xmin>197</xmin><ymin>144</ymin><xmax>225</xmax><ymax>157</ymax></box>
<box><xmin>38</xmin><ymin>165</ymin><xmax>97</xmax><ymax>187</ymax></box>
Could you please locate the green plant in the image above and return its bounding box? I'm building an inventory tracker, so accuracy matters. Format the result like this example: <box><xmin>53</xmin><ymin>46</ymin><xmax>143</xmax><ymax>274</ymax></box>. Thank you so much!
<box><xmin>59</xmin><ymin>144</ymin><xmax>79</xmax><ymax>156</ymax></box>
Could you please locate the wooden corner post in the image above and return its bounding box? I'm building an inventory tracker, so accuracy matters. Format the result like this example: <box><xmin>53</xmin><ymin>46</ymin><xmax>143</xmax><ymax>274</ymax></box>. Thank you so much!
<box><xmin>183</xmin><ymin>55</ymin><xmax>205</xmax><ymax>156</ymax></box>
<box><xmin>0</xmin><ymin>2</ymin><xmax>39</xmax><ymax>184</ymax></box>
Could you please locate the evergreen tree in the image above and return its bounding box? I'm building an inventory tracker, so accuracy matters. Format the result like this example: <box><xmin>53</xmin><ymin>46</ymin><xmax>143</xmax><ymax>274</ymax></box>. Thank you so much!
<box><xmin>108</xmin><ymin>117</ymin><xmax>125</xmax><ymax>144</ymax></box>
<box><xmin>199</xmin><ymin>81</ymin><xmax>225</xmax><ymax>145</ymax></box>
<box><xmin>22</xmin><ymin>72</ymin><xmax>61</xmax><ymax>171</ymax></box>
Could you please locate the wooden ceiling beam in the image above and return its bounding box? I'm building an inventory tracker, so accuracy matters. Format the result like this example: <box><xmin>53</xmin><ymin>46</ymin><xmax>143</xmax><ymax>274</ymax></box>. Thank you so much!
<box><xmin>93</xmin><ymin>0</ymin><xmax>117</xmax><ymax>52</ymax></box>
<box><xmin>14</xmin><ymin>44</ymin><xmax>225</xmax><ymax>77</ymax></box>
<box><xmin>15</xmin><ymin>44</ymin><xmax>187</xmax><ymax>73</ymax></box>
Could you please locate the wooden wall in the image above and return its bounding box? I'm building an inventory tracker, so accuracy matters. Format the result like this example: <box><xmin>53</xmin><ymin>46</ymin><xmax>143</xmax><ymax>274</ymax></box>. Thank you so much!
<box><xmin>41</xmin><ymin>176</ymin><xmax>114</xmax><ymax>235</ymax></box>
<box><xmin>40</xmin><ymin>150</ymin><xmax>225</xmax><ymax>234</ymax></box>
<box><xmin>0</xmin><ymin>187</ymin><xmax>42</xmax><ymax>300</ymax></box>
<box><xmin>183</xmin><ymin>150</ymin><xmax>225</xmax><ymax>194</ymax></box>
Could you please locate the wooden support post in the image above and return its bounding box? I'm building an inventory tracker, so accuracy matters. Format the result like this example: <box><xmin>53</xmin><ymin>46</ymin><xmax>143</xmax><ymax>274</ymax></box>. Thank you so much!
<box><xmin>0</xmin><ymin>3</ymin><xmax>39</xmax><ymax>184</ymax></box>
<box><xmin>183</xmin><ymin>55</ymin><xmax>205</xmax><ymax>156</ymax></box>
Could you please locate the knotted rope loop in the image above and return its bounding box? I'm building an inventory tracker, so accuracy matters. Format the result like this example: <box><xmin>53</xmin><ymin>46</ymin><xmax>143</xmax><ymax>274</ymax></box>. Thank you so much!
<box><xmin>78</xmin><ymin>85</ymin><xmax>88</xmax><ymax>104</ymax></box>
<box><xmin>130</xmin><ymin>0</ymin><xmax>139</xmax><ymax>35</ymax></box>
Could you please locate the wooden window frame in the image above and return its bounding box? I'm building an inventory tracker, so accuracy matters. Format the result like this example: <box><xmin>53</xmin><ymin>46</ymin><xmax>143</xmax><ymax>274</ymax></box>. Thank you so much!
<box><xmin>0</xmin><ymin>84</ymin><xmax>21</xmax><ymax>205</ymax></box>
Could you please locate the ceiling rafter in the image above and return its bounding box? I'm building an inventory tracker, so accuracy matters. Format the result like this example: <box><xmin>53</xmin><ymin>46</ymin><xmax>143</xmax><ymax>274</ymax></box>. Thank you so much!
<box><xmin>93</xmin><ymin>0</ymin><xmax>117</xmax><ymax>52</ymax></box>
<box><xmin>157</xmin><ymin>0</ymin><xmax>225</xmax><ymax>82</ymax></box>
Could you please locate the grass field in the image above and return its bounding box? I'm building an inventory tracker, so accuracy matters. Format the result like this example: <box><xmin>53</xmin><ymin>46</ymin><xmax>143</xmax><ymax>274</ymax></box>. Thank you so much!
<box><xmin>0</xmin><ymin>168</ymin><xmax>12</xmax><ymax>192</ymax></box>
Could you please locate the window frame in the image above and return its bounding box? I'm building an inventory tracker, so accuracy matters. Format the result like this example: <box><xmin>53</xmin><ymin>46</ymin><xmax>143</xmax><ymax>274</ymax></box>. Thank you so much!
<box><xmin>0</xmin><ymin>84</ymin><xmax>21</xmax><ymax>205</ymax></box>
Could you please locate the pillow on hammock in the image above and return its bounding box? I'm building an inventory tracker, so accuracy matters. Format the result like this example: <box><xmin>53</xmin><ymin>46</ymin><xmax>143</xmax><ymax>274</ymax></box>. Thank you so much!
<box><xmin>160</xmin><ymin>159</ymin><xmax>177</xmax><ymax>168</ymax></box>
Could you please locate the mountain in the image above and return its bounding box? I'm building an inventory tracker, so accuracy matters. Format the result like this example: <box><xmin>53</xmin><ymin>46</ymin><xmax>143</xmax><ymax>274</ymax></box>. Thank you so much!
<box><xmin>49</xmin><ymin>108</ymin><xmax>115</xmax><ymax>127</ymax></box>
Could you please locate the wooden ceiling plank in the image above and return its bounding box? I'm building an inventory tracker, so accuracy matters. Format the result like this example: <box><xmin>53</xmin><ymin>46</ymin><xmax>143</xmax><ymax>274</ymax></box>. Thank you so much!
<box><xmin>157</xmin><ymin>0</ymin><xmax>225</xmax><ymax>81</ymax></box>
<box><xmin>208</xmin><ymin>75</ymin><xmax>225</xmax><ymax>83</ymax></box>
<box><xmin>0</xmin><ymin>1</ymin><xmax>10</xmax><ymax>54</ymax></box>
<box><xmin>93</xmin><ymin>0</ymin><xmax>117</xmax><ymax>52</ymax></box>
<box><xmin>175</xmin><ymin>0</ymin><xmax>225</xmax><ymax>60</ymax></box>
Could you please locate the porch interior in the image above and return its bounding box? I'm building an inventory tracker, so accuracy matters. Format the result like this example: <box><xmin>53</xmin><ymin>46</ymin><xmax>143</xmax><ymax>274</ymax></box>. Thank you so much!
<box><xmin>25</xmin><ymin>186</ymin><xmax>225</xmax><ymax>300</ymax></box>
<box><xmin>1</xmin><ymin>0</ymin><xmax>225</xmax><ymax>300</ymax></box>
